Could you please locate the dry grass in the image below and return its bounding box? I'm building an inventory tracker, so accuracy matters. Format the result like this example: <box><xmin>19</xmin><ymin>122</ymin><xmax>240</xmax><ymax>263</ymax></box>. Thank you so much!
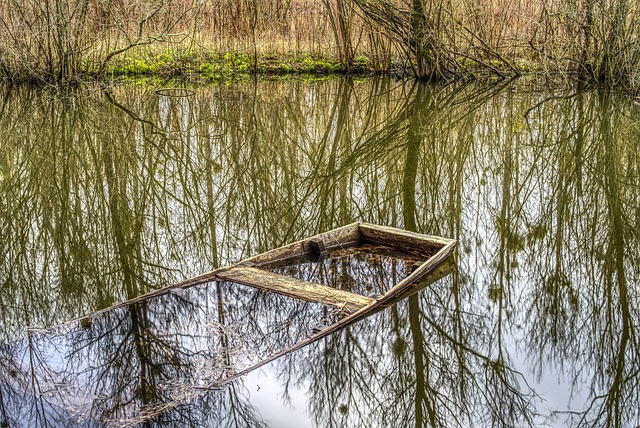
<box><xmin>0</xmin><ymin>0</ymin><xmax>638</xmax><ymax>88</ymax></box>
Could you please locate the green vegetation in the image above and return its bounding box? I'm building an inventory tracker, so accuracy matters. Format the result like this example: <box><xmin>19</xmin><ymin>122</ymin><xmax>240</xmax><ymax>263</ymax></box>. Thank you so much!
<box><xmin>106</xmin><ymin>51</ymin><xmax>252</xmax><ymax>81</ymax></box>
<box><xmin>103</xmin><ymin>50</ymin><xmax>361</xmax><ymax>83</ymax></box>
<box><xmin>0</xmin><ymin>0</ymin><xmax>639</xmax><ymax>89</ymax></box>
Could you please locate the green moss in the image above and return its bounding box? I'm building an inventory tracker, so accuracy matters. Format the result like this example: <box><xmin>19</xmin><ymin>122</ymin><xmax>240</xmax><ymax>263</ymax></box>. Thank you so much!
<box><xmin>296</xmin><ymin>55</ymin><xmax>340</xmax><ymax>73</ymax></box>
<box><xmin>351</xmin><ymin>55</ymin><xmax>370</xmax><ymax>72</ymax></box>
<box><xmin>354</xmin><ymin>55</ymin><xmax>369</xmax><ymax>64</ymax></box>
<box><xmin>112</xmin><ymin>58</ymin><xmax>153</xmax><ymax>75</ymax></box>
<box><xmin>255</xmin><ymin>52</ymin><xmax>342</xmax><ymax>75</ymax></box>
<box><xmin>457</xmin><ymin>57</ymin><xmax>478</xmax><ymax>70</ymax></box>
<box><xmin>98</xmin><ymin>49</ymin><xmax>376</xmax><ymax>84</ymax></box>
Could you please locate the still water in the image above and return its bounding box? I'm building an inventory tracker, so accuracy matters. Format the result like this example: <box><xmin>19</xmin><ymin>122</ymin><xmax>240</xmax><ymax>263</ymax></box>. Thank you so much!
<box><xmin>0</xmin><ymin>78</ymin><xmax>639</xmax><ymax>427</ymax></box>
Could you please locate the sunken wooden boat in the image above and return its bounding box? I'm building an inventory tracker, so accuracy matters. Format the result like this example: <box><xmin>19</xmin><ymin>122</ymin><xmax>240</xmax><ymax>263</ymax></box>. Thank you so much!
<box><xmin>1</xmin><ymin>223</ymin><xmax>455</xmax><ymax>427</ymax></box>
<box><xmin>78</xmin><ymin>222</ymin><xmax>456</xmax><ymax>377</ymax></box>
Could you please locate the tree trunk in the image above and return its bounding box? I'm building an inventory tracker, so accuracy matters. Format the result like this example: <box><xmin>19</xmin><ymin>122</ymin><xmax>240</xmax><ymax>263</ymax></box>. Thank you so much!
<box><xmin>411</xmin><ymin>0</ymin><xmax>432</xmax><ymax>79</ymax></box>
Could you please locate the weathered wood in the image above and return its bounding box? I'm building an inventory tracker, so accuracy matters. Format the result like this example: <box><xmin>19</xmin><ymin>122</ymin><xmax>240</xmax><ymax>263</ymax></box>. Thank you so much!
<box><xmin>379</xmin><ymin>239</ymin><xmax>457</xmax><ymax>302</ymax></box>
<box><xmin>244</xmin><ymin>222</ymin><xmax>362</xmax><ymax>266</ymax></box>
<box><xmin>359</xmin><ymin>223</ymin><xmax>453</xmax><ymax>253</ymax></box>
<box><xmin>302</xmin><ymin>238</ymin><xmax>326</xmax><ymax>262</ymax></box>
<box><xmin>216</xmin><ymin>266</ymin><xmax>374</xmax><ymax>312</ymax></box>
<box><xmin>303</xmin><ymin>238</ymin><xmax>326</xmax><ymax>254</ymax></box>
<box><xmin>377</xmin><ymin>256</ymin><xmax>455</xmax><ymax>309</ymax></box>
<box><xmin>219</xmin><ymin>241</ymin><xmax>457</xmax><ymax>387</ymax></box>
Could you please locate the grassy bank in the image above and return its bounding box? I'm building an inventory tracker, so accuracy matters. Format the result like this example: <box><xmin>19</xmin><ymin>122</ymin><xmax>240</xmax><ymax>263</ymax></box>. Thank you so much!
<box><xmin>0</xmin><ymin>0</ymin><xmax>639</xmax><ymax>90</ymax></box>
<box><xmin>102</xmin><ymin>50</ymin><xmax>374</xmax><ymax>83</ymax></box>
<box><xmin>100</xmin><ymin>49</ymin><xmax>540</xmax><ymax>85</ymax></box>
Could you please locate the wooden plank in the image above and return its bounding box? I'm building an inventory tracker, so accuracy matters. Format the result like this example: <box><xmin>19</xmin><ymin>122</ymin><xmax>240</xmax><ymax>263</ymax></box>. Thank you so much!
<box><xmin>216</xmin><ymin>266</ymin><xmax>374</xmax><ymax>312</ymax></box>
<box><xmin>244</xmin><ymin>222</ymin><xmax>362</xmax><ymax>266</ymax></box>
<box><xmin>380</xmin><ymin>239</ymin><xmax>457</xmax><ymax>301</ymax></box>
<box><xmin>359</xmin><ymin>223</ymin><xmax>453</xmax><ymax>253</ymax></box>
<box><xmin>377</xmin><ymin>256</ymin><xmax>455</xmax><ymax>309</ymax></box>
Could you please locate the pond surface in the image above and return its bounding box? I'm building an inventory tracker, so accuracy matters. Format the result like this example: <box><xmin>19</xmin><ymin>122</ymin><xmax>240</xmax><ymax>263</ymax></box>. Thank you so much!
<box><xmin>0</xmin><ymin>78</ymin><xmax>639</xmax><ymax>427</ymax></box>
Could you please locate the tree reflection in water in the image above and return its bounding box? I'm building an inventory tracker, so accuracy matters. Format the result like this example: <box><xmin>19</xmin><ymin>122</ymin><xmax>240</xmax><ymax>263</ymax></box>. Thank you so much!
<box><xmin>0</xmin><ymin>79</ymin><xmax>639</xmax><ymax>427</ymax></box>
<box><xmin>3</xmin><ymin>280</ymin><xmax>341</xmax><ymax>427</ymax></box>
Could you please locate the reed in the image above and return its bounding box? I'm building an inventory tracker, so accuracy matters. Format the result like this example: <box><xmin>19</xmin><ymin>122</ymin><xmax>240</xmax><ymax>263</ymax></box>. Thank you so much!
<box><xmin>0</xmin><ymin>0</ymin><xmax>200</xmax><ymax>83</ymax></box>
<box><xmin>531</xmin><ymin>0</ymin><xmax>640</xmax><ymax>87</ymax></box>
<box><xmin>0</xmin><ymin>0</ymin><xmax>638</xmax><ymax>88</ymax></box>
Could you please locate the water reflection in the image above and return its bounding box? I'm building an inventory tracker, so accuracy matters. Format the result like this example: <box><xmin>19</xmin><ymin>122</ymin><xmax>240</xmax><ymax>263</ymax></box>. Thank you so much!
<box><xmin>2</xmin><ymin>280</ymin><xmax>338</xmax><ymax>427</ymax></box>
<box><xmin>1</xmin><ymin>79</ymin><xmax>639</xmax><ymax>426</ymax></box>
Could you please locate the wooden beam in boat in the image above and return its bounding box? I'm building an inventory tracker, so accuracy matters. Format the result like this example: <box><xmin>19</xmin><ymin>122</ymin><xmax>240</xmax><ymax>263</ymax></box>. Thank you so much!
<box><xmin>216</xmin><ymin>266</ymin><xmax>374</xmax><ymax>312</ymax></box>
<box><xmin>244</xmin><ymin>222</ymin><xmax>362</xmax><ymax>267</ymax></box>
<box><xmin>359</xmin><ymin>223</ymin><xmax>453</xmax><ymax>253</ymax></box>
